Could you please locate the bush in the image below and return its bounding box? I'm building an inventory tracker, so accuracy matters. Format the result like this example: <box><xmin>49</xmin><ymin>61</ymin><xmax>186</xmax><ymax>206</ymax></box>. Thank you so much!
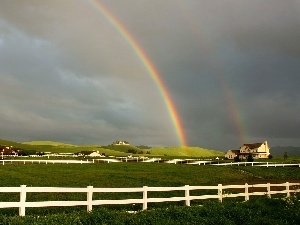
<box><xmin>234</xmin><ymin>156</ymin><xmax>241</xmax><ymax>162</ymax></box>
<box><xmin>1</xmin><ymin>197</ymin><xmax>300</xmax><ymax>224</ymax></box>
<box><xmin>127</xmin><ymin>149</ymin><xmax>137</xmax><ymax>154</ymax></box>
<box><xmin>247</xmin><ymin>154</ymin><xmax>254</xmax><ymax>162</ymax></box>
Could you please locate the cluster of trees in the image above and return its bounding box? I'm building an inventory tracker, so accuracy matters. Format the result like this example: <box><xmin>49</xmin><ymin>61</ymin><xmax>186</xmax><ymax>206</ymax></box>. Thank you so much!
<box><xmin>233</xmin><ymin>153</ymin><xmax>274</xmax><ymax>162</ymax></box>
<box><xmin>126</xmin><ymin>149</ymin><xmax>144</xmax><ymax>154</ymax></box>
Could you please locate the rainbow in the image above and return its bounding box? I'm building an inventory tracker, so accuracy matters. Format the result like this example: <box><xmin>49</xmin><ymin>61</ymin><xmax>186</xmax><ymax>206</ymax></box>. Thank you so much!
<box><xmin>88</xmin><ymin>1</ymin><xmax>187</xmax><ymax>146</ymax></box>
<box><xmin>217</xmin><ymin>74</ymin><xmax>247</xmax><ymax>146</ymax></box>
<box><xmin>175</xmin><ymin>1</ymin><xmax>247</xmax><ymax>146</ymax></box>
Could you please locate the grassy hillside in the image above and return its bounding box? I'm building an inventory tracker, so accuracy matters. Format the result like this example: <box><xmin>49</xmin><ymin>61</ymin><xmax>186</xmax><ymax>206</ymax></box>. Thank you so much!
<box><xmin>149</xmin><ymin>146</ymin><xmax>223</xmax><ymax>157</ymax></box>
<box><xmin>22</xmin><ymin>141</ymin><xmax>77</xmax><ymax>147</ymax></box>
<box><xmin>0</xmin><ymin>139</ymin><xmax>45</xmax><ymax>151</ymax></box>
<box><xmin>0</xmin><ymin>139</ymin><xmax>223</xmax><ymax>157</ymax></box>
<box><xmin>0</xmin><ymin>139</ymin><xmax>28</xmax><ymax>148</ymax></box>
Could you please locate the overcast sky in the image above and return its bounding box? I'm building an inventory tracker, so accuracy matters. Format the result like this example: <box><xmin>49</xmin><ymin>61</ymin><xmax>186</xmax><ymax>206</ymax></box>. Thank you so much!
<box><xmin>0</xmin><ymin>0</ymin><xmax>299</xmax><ymax>151</ymax></box>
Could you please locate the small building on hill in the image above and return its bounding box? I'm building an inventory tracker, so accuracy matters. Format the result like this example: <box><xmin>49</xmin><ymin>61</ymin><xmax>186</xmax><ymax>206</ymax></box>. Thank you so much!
<box><xmin>112</xmin><ymin>141</ymin><xmax>130</xmax><ymax>145</ymax></box>
<box><xmin>225</xmin><ymin>141</ymin><xmax>270</xmax><ymax>160</ymax></box>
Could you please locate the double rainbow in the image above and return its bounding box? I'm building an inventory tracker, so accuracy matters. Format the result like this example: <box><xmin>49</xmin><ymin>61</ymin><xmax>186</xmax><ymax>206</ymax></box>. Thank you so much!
<box><xmin>88</xmin><ymin>1</ymin><xmax>187</xmax><ymax>146</ymax></box>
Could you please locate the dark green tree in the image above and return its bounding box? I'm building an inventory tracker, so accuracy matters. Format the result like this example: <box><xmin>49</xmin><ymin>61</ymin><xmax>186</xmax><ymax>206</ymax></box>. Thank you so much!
<box><xmin>247</xmin><ymin>154</ymin><xmax>254</xmax><ymax>162</ymax></box>
<box><xmin>234</xmin><ymin>155</ymin><xmax>241</xmax><ymax>162</ymax></box>
<box><xmin>284</xmin><ymin>151</ymin><xmax>288</xmax><ymax>160</ymax></box>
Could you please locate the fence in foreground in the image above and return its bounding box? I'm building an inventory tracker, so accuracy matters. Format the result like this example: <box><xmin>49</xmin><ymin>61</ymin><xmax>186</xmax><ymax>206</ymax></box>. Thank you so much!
<box><xmin>0</xmin><ymin>182</ymin><xmax>299</xmax><ymax>216</ymax></box>
<box><xmin>2</xmin><ymin>159</ymin><xmax>300</xmax><ymax>167</ymax></box>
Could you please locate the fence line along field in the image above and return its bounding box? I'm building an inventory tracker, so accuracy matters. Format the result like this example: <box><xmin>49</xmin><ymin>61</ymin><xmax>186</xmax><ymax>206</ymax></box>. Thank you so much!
<box><xmin>0</xmin><ymin>162</ymin><xmax>300</xmax><ymax>222</ymax></box>
<box><xmin>2</xmin><ymin>182</ymin><xmax>299</xmax><ymax>216</ymax></box>
<box><xmin>1</xmin><ymin>139</ymin><xmax>300</xmax><ymax>222</ymax></box>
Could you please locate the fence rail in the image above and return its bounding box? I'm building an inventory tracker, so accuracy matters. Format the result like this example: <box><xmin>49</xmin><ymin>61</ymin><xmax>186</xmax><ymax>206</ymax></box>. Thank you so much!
<box><xmin>1</xmin><ymin>159</ymin><xmax>300</xmax><ymax>167</ymax></box>
<box><xmin>0</xmin><ymin>182</ymin><xmax>299</xmax><ymax>216</ymax></box>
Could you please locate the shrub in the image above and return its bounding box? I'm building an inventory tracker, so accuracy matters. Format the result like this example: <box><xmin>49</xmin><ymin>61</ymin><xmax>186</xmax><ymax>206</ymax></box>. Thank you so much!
<box><xmin>127</xmin><ymin>149</ymin><xmax>137</xmax><ymax>154</ymax></box>
<box><xmin>1</xmin><ymin>197</ymin><xmax>300</xmax><ymax>224</ymax></box>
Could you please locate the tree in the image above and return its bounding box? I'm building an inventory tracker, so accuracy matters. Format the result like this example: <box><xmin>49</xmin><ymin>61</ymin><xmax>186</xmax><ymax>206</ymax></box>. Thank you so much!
<box><xmin>247</xmin><ymin>154</ymin><xmax>254</xmax><ymax>162</ymax></box>
<box><xmin>127</xmin><ymin>149</ymin><xmax>137</xmax><ymax>154</ymax></box>
<box><xmin>234</xmin><ymin>155</ymin><xmax>241</xmax><ymax>162</ymax></box>
<box><xmin>284</xmin><ymin>152</ymin><xmax>288</xmax><ymax>160</ymax></box>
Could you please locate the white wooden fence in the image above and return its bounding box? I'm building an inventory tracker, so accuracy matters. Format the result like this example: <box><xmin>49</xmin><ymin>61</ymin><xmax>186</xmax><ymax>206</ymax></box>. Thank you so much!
<box><xmin>2</xmin><ymin>159</ymin><xmax>300</xmax><ymax>167</ymax></box>
<box><xmin>0</xmin><ymin>182</ymin><xmax>299</xmax><ymax>216</ymax></box>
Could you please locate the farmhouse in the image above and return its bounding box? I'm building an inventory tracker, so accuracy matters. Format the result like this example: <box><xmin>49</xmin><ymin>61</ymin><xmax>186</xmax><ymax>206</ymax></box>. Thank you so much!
<box><xmin>225</xmin><ymin>150</ymin><xmax>240</xmax><ymax>160</ymax></box>
<box><xmin>225</xmin><ymin>141</ymin><xmax>270</xmax><ymax>160</ymax></box>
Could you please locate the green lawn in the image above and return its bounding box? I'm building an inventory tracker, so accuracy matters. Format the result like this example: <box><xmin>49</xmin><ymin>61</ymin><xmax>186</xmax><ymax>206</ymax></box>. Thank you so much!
<box><xmin>1</xmin><ymin>163</ymin><xmax>299</xmax><ymax>187</ymax></box>
<box><xmin>0</xmin><ymin>163</ymin><xmax>248</xmax><ymax>187</ymax></box>
<box><xmin>0</xmin><ymin>163</ymin><xmax>299</xmax><ymax>219</ymax></box>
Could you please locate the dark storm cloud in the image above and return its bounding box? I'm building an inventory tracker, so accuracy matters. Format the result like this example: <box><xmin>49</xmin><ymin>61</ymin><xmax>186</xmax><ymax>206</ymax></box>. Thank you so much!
<box><xmin>0</xmin><ymin>0</ymin><xmax>300</xmax><ymax>149</ymax></box>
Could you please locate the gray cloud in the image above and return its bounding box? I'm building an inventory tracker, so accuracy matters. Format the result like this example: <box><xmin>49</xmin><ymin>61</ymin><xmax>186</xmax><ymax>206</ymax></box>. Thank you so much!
<box><xmin>0</xmin><ymin>0</ymin><xmax>300</xmax><ymax>150</ymax></box>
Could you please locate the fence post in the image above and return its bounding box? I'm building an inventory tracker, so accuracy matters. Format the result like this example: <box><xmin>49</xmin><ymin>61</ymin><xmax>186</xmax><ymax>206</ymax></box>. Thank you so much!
<box><xmin>218</xmin><ymin>184</ymin><xmax>223</xmax><ymax>202</ymax></box>
<box><xmin>143</xmin><ymin>186</ymin><xmax>148</xmax><ymax>210</ymax></box>
<box><xmin>286</xmin><ymin>182</ymin><xmax>290</xmax><ymax>198</ymax></box>
<box><xmin>87</xmin><ymin>186</ymin><xmax>93</xmax><ymax>212</ymax></box>
<box><xmin>267</xmin><ymin>183</ymin><xmax>271</xmax><ymax>198</ymax></box>
<box><xmin>245</xmin><ymin>183</ymin><xmax>249</xmax><ymax>201</ymax></box>
<box><xmin>185</xmin><ymin>185</ymin><xmax>190</xmax><ymax>206</ymax></box>
<box><xmin>19</xmin><ymin>185</ymin><xmax>27</xmax><ymax>216</ymax></box>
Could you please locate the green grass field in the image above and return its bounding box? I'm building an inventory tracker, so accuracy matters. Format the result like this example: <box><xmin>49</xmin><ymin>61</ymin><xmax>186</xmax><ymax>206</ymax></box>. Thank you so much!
<box><xmin>1</xmin><ymin>163</ymin><xmax>300</xmax><ymax>187</ymax></box>
<box><xmin>0</xmin><ymin>163</ymin><xmax>300</xmax><ymax>223</ymax></box>
<box><xmin>1</xmin><ymin>139</ymin><xmax>300</xmax><ymax>223</ymax></box>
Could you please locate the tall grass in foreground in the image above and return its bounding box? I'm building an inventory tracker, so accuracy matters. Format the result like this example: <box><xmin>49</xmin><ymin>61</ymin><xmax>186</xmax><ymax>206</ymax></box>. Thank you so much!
<box><xmin>0</xmin><ymin>197</ymin><xmax>299</xmax><ymax>225</ymax></box>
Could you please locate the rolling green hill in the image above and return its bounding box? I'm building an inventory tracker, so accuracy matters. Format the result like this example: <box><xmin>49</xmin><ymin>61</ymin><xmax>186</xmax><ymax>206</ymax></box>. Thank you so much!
<box><xmin>149</xmin><ymin>146</ymin><xmax>223</xmax><ymax>157</ymax></box>
<box><xmin>22</xmin><ymin>141</ymin><xmax>77</xmax><ymax>147</ymax></box>
<box><xmin>0</xmin><ymin>139</ymin><xmax>42</xmax><ymax>151</ymax></box>
<box><xmin>0</xmin><ymin>139</ymin><xmax>223</xmax><ymax>157</ymax></box>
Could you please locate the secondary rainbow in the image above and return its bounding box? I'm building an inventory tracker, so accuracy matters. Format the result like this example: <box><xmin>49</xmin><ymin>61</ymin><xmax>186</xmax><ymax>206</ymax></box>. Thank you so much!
<box><xmin>88</xmin><ymin>0</ymin><xmax>187</xmax><ymax>146</ymax></box>
<box><xmin>176</xmin><ymin>2</ymin><xmax>247</xmax><ymax>146</ymax></box>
